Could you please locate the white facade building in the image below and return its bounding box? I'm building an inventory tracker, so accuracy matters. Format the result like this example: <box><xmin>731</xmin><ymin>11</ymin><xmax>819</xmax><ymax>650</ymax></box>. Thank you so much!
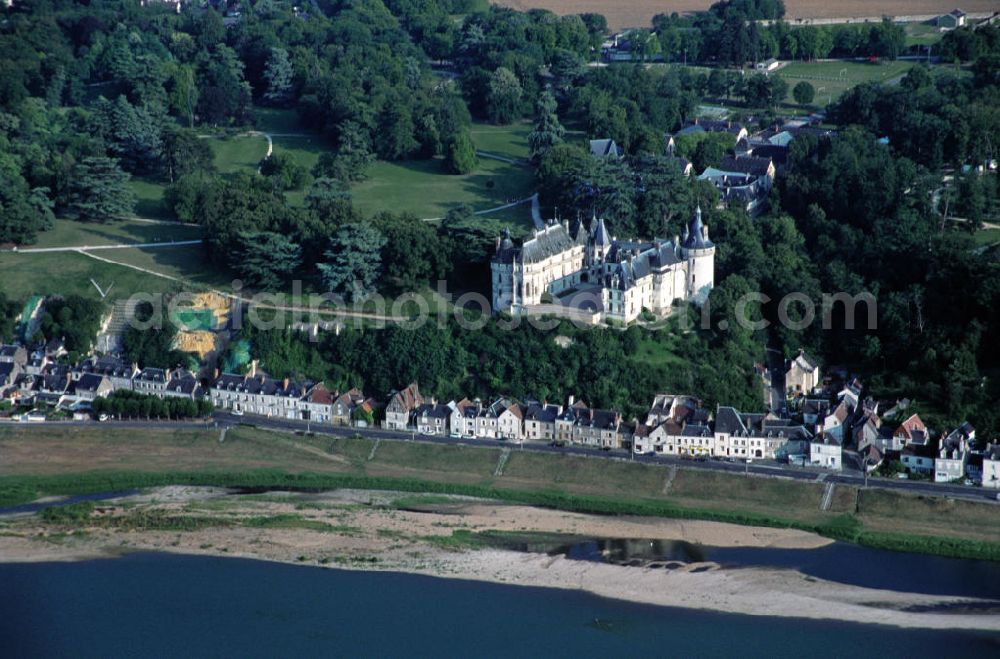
<box><xmin>492</xmin><ymin>207</ymin><xmax>715</xmax><ymax>324</ymax></box>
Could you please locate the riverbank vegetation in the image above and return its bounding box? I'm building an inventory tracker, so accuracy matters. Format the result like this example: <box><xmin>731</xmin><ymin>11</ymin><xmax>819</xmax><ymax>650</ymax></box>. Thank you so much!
<box><xmin>2</xmin><ymin>425</ymin><xmax>998</xmax><ymax>561</ymax></box>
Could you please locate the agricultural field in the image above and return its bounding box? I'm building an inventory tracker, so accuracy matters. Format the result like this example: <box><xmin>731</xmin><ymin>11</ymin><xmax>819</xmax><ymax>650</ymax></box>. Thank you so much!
<box><xmin>492</xmin><ymin>1</ymin><xmax>999</xmax><ymax>30</ymax></box>
<box><xmin>776</xmin><ymin>59</ymin><xmax>915</xmax><ymax>105</ymax></box>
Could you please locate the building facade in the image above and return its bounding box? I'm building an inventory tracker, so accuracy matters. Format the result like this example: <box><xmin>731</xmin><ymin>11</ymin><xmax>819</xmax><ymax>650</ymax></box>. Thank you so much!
<box><xmin>492</xmin><ymin>207</ymin><xmax>715</xmax><ymax>324</ymax></box>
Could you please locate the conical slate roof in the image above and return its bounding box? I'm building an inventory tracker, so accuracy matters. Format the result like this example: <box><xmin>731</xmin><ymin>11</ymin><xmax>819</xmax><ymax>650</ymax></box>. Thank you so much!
<box><xmin>681</xmin><ymin>205</ymin><xmax>714</xmax><ymax>250</ymax></box>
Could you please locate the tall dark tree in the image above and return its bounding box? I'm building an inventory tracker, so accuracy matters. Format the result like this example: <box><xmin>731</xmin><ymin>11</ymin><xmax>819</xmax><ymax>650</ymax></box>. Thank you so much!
<box><xmin>63</xmin><ymin>157</ymin><xmax>135</xmax><ymax>223</ymax></box>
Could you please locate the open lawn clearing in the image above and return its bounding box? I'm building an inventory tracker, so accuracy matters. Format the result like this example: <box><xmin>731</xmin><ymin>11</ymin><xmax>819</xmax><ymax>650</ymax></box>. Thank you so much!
<box><xmin>129</xmin><ymin>179</ymin><xmax>172</xmax><ymax>220</ymax></box>
<box><xmin>254</xmin><ymin>107</ymin><xmax>305</xmax><ymax>134</ymax></box>
<box><xmin>351</xmin><ymin>156</ymin><xmax>535</xmax><ymax>223</ymax></box>
<box><xmin>0</xmin><ymin>251</ymin><xmax>188</xmax><ymax>301</ymax></box>
<box><xmin>28</xmin><ymin>219</ymin><xmax>201</xmax><ymax>250</ymax></box>
<box><xmin>469</xmin><ymin>121</ymin><xmax>532</xmax><ymax>160</ymax></box>
<box><xmin>491</xmin><ymin>1</ymin><xmax>1000</xmax><ymax>31</ymax></box>
<box><xmin>973</xmin><ymin>228</ymin><xmax>1000</xmax><ymax>246</ymax></box>
<box><xmin>211</xmin><ymin>133</ymin><xmax>270</xmax><ymax>175</ymax></box>
<box><xmin>89</xmin><ymin>246</ymin><xmax>233</xmax><ymax>289</ymax></box>
<box><xmin>776</xmin><ymin>60</ymin><xmax>915</xmax><ymax>104</ymax></box>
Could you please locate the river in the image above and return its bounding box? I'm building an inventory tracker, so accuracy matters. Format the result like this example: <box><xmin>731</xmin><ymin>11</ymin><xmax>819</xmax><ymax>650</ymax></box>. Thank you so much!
<box><xmin>1</xmin><ymin>553</ymin><xmax>998</xmax><ymax>658</ymax></box>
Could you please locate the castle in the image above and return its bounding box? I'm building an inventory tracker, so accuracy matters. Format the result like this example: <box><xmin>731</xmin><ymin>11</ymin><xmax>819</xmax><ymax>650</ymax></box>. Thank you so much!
<box><xmin>491</xmin><ymin>207</ymin><xmax>715</xmax><ymax>324</ymax></box>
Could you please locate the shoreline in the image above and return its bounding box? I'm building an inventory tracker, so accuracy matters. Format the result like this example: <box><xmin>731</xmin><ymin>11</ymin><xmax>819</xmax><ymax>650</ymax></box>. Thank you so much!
<box><xmin>1</xmin><ymin>487</ymin><xmax>998</xmax><ymax>631</ymax></box>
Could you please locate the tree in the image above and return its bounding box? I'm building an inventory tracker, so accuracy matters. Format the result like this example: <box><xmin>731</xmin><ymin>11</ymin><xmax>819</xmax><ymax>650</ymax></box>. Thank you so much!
<box><xmin>445</xmin><ymin>128</ymin><xmax>478</xmax><ymax>175</ymax></box>
<box><xmin>305</xmin><ymin>177</ymin><xmax>352</xmax><ymax>217</ymax></box>
<box><xmin>63</xmin><ymin>157</ymin><xmax>135</xmax><ymax>223</ymax></box>
<box><xmin>528</xmin><ymin>91</ymin><xmax>565</xmax><ymax>162</ymax></box>
<box><xmin>318</xmin><ymin>224</ymin><xmax>387</xmax><ymax>302</ymax></box>
<box><xmin>792</xmin><ymin>81</ymin><xmax>815</xmax><ymax>105</ymax></box>
<box><xmin>262</xmin><ymin>47</ymin><xmax>294</xmax><ymax>107</ymax></box>
<box><xmin>162</xmin><ymin>126</ymin><xmax>215</xmax><ymax>183</ymax></box>
<box><xmin>122</xmin><ymin>300</ymin><xmax>184</xmax><ymax>368</ymax></box>
<box><xmin>233</xmin><ymin>231</ymin><xmax>302</xmax><ymax>290</ymax></box>
<box><xmin>0</xmin><ymin>153</ymin><xmax>54</xmax><ymax>244</ymax></box>
<box><xmin>259</xmin><ymin>153</ymin><xmax>309</xmax><ymax>191</ymax></box>
<box><xmin>313</xmin><ymin>121</ymin><xmax>374</xmax><ymax>182</ymax></box>
<box><xmin>487</xmin><ymin>67</ymin><xmax>523</xmax><ymax>125</ymax></box>
<box><xmin>372</xmin><ymin>212</ymin><xmax>450</xmax><ymax>292</ymax></box>
<box><xmin>165</xmin><ymin>173</ymin><xmax>218</xmax><ymax>223</ymax></box>
<box><xmin>375</xmin><ymin>100</ymin><xmax>419</xmax><ymax>160</ymax></box>
<box><xmin>96</xmin><ymin>96</ymin><xmax>164</xmax><ymax>175</ymax></box>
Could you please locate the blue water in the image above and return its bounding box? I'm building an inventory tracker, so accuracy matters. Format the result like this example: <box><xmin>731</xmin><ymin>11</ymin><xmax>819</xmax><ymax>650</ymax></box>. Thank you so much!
<box><xmin>711</xmin><ymin>542</ymin><xmax>1000</xmax><ymax>600</ymax></box>
<box><xmin>0</xmin><ymin>553</ymin><xmax>997</xmax><ymax>658</ymax></box>
<box><xmin>0</xmin><ymin>490</ymin><xmax>139</xmax><ymax>516</ymax></box>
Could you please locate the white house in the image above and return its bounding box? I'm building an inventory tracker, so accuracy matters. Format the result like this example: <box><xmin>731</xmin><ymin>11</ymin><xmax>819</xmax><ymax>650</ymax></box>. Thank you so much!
<box><xmin>981</xmin><ymin>445</ymin><xmax>1000</xmax><ymax>490</ymax></box>
<box><xmin>809</xmin><ymin>435</ymin><xmax>842</xmax><ymax>471</ymax></box>
<box><xmin>935</xmin><ymin>422</ymin><xmax>974</xmax><ymax>483</ymax></box>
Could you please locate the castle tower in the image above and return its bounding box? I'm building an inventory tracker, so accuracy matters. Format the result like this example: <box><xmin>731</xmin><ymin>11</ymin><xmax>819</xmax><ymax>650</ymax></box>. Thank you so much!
<box><xmin>679</xmin><ymin>205</ymin><xmax>715</xmax><ymax>305</ymax></box>
<box><xmin>588</xmin><ymin>215</ymin><xmax>612</xmax><ymax>265</ymax></box>
<box><xmin>491</xmin><ymin>228</ymin><xmax>517</xmax><ymax>312</ymax></box>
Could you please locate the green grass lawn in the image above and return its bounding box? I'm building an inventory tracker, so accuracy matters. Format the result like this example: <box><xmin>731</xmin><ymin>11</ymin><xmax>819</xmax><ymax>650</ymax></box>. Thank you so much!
<box><xmin>29</xmin><ymin>219</ymin><xmax>201</xmax><ymax>250</ymax></box>
<box><xmin>95</xmin><ymin>246</ymin><xmax>232</xmax><ymax>289</ymax></box>
<box><xmin>0</xmin><ymin>251</ymin><xmax>188</xmax><ymax>301</ymax></box>
<box><xmin>776</xmin><ymin>60</ymin><xmax>915</xmax><ymax>106</ymax></box>
<box><xmin>904</xmin><ymin>22</ymin><xmax>943</xmax><ymax>48</ymax></box>
<box><xmin>973</xmin><ymin>228</ymin><xmax>1000</xmax><ymax>246</ymax></box>
<box><xmin>211</xmin><ymin>133</ymin><xmax>270</xmax><ymax>175</ymax></box>
<box><xmin>469</xmin><ymin>121</ymin><xmax>532</xmax><ymax>160</ymax></box>
<box><xmin>351</xmin><ymin>155</ymin><xmax>535</xmax><ymax>222</ymax></box>
<box><xmin>129</xmin><ymin>178</ymin><xmax>172</xmax><ymax>220</ymax></box>
<box><xmin>253</xmin><ymin>107</ymin><xmax>304</xmax><ymax>134</ymax></box>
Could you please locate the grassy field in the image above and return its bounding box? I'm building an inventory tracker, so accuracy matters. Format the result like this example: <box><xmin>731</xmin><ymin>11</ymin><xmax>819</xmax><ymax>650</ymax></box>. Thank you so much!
<box><xmin>973</xmin><ymin>228</ymin><xmax>1000</xmax><ymax>246</ymax></box>
<box><xmin>469</xmin><ymin>121</ymin><xmax>532</xmax><ymax>160</ymax></box>
<box><xmin>776</xmin><ymin>60</ymin><xmax>915</xmax><ymax>106</ymax></box>
<box><xmin>29</xmin><ymin>219</ymin><xmax>202</xmax><ymax>250</ymax></box>
<box><xmin>0</xmin><ymin>251</ymin><xmax>190</xmax><ymax>301</ymax></box>
<box><xmin>351</xmin><ymin>156</ymin><xmax>535</xmax><ymax>222</ymax></box>
<box><xmin>1</xmin><ymin>425</ymin><xmax>998</xmax><ymax>558</ymax></box>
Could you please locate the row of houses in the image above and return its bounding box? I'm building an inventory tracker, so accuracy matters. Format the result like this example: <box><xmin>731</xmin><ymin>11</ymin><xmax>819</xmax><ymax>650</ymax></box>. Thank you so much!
<box><xmin>6</xmin><ymin>341</ymin><xmax>996</xmax><ymax>488</ymax></box>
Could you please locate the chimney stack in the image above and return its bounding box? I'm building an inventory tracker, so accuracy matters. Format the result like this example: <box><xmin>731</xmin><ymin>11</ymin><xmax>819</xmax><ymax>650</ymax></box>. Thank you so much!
<box><xmin>568</xmin><ymin>394</ymin><xmax>575</xmax><ymax>406</ymax></box>
<box><xmin>282</xmin><ymin>377</ymin><xmax>290</xmax><ymax>391</ymax></box>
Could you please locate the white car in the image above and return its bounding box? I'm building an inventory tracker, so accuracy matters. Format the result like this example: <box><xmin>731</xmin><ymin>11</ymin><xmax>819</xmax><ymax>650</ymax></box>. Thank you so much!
<box><xmin>98</xmin><ymin>413</ymin><xmax>109</xmax><ymax>422</ymax></box>
<box><xmin>231</xmin><ymin>410</ymin><xmax>244</xmax><ymax>417</ymax></box>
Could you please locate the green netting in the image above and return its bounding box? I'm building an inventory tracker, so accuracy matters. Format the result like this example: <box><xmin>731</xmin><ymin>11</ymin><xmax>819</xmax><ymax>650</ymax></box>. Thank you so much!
<box><xmin>223</xmin><ymin>339</ymin><xmax>251</xmax><ymax>373</ymax></box>
<box><xmin>15</xmin><ymin>296</ymin><xmax>43</xmax><ymax>342</ymax></box>
<box><xmin>171</xmin><ymin>308</ymin><xmax>216</xmax><ymax>332</ymax></box>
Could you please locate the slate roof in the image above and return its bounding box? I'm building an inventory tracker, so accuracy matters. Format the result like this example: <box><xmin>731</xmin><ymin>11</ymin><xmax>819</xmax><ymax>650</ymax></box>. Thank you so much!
<box><xmin>524</xmin><ymin>402</ymin><xmax>560</xmax><ymax>423</ymax></box>
<box><xmin>75</xmin><ymin>373</ymin><xmax>107</xmax><ymax>393</ymax></box>
<box><xmin>720</xmin><ymin>155</ymin><xmax>774</xmax><ymax>178</ymax></box>
<box><xmin>519</xmin><ymin>223</ymin><xmax>588</xmax><ymax>264</ymax></box>
<box><xmin>681</xmin><ymin>206</ymin><xmax>714</xmax><ymax>250</ymax></box>
<box><xmin>416</xmin><ymin>403</ymin><xmax>451</xmax><ymax>420</ymax></box>
<box><xmin>589</xmin><ymin>139</ymin><xmax>623</xmax><ymax>158</ymax></box>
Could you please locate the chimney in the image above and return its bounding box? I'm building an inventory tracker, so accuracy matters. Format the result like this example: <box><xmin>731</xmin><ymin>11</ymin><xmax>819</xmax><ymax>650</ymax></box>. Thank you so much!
<box><xmin>213</xmin><ymin>368</ymin><xmax>220</xmax><ymax>380</ymax></box>
<box><xmin>249</xmin><ymin>360</ymin><xmax>258</xmax><ymax>377</ymax></box>
<box><xmin>702</xmin><ymin>225</ymin><xmax>709</xmax><ymax>240</ymax></box>
<box><xmin>495</xmin><ymin>236</ymin><xmax>501</xmax><ymax>253</ymax></box>
<box><xmin>282</xmin><ymin>377</ymin><xmax>289</xmax><ymax>391</ymax></box>
<box><xmin>568</xmin><ymin>394</ymin><xmax>575</xmax><ymax>406</ymax></box>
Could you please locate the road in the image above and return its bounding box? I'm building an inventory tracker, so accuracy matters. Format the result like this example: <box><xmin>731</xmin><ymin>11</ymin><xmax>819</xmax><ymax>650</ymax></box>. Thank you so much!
<box><xmin>10</xmin><ymin>240</ymin><xmax>203</xmax><ymax>254</ymax></box>
<box><xmin>6</xmin><ymin>414</ymin><xmax>995</xmax><ymax>504</ymax></box>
